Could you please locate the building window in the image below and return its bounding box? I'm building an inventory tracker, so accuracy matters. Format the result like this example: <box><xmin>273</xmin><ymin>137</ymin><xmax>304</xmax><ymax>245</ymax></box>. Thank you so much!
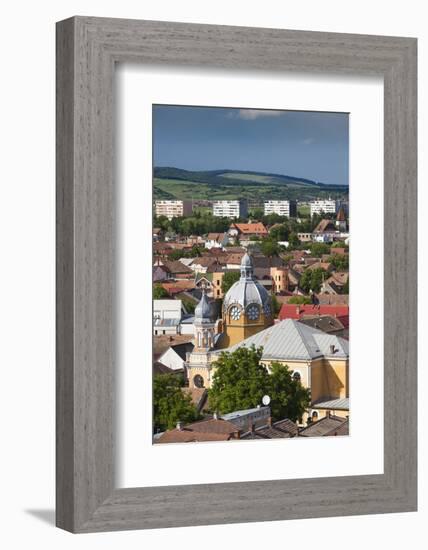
<box><xmin>193</xmin><ymin>375</ymin><xmax>204</xmax><ymax>388</ymax></box>
<box><xmin>293</xmin><ymin>371</ymin><xmax>301</xmax><ymax>382</ymax></box>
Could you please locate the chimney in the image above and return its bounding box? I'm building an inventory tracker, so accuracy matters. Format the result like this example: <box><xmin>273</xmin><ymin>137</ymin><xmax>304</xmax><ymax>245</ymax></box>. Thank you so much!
<box><xmin>176</xmin><ymin>421</ymin><xmax>183</xmax><ymax>431</ymax></box>
<box><xmin>213</xmin><ymin>411</ymin><xmax>218</xmax><ymax>420</ymax></box>
<box><xmin>267</xmin><ymin>416</ymin><xmax>272</xmax><ymax>427</ymax></box>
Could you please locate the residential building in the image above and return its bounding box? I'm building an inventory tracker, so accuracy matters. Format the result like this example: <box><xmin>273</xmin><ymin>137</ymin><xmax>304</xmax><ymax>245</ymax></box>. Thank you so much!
<box><xmin>156</xmin><ymin>417</ymin><xmax>240</xmax><ymax>443</ymax></box>
<box><xmin>156</xmin><ymin>340</ymin><xmax>195</xmax><ymax>371</ymax></box>
<box><xmin>205</xmin><ymin>232</ymin><xmax>229</xmax><ymax>249</ymax></box>
<box><xmin>298</xmin><ymin>232</ymin><xmax>312</xmax><ymax>243</ymax></box>
<box><xmin>299</xmin><ymin>414</ymin><xmax>349</xmax><ymax>436</ymax></box>
<box><xmin>278</xmin><ymin>303</ymin><xmax>349</xmax><ymax>331</ymax></box>
<box><xmin>312</xmin><ymin>219</ymin><xmax>341</xmax><ymax>243</ymax></box>
<box><xmin>270</xmin><ymin>266</ymin><xmax>288</xmax><ymax>293</ymax></box>
<box><xmin>212</xmin><ymin>199</ymin><xmax>248</xmax><ymax>218</ymax></box>
<box><xmin>220</xmin><ymin>406</ymin><xmax>271</xmax><ymax>432</ymax></box>
<box><xmin>228</xmin><ymin>222</ymin><xmax>268</xmax><ymax>242</ymax></box>
<box><xmin>264</xmin><ymin>200</ymin><xmax>297</xmax><ymax>217</ymax></box>
<box><xmin>310</xmin><ymin>199</ymin><xmax>338</xmax><ymax>217</ymax></box>
<box><xmin>155</xmin><ymin>200</ymin><xmax>193</xmax><ymax>220</ymax></box>
<box><xmin>153</xmin><ymin>299</ymin><xmax>186</xmax><ymax>336</ymax></box>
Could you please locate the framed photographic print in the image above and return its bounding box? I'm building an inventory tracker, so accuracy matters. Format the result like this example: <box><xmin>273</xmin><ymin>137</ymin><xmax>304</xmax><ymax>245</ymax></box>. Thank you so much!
<box><xmin>56</xmin><ymin>16</ymin><xmax>417</xmax><ymax>532</ymax></box>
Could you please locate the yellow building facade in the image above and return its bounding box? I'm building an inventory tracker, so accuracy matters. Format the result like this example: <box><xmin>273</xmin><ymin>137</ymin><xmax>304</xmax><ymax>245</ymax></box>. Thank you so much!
<box><xmin>185</xmin><ymin>254</ymin><xmax>349</xmax><ymax>424</ymax></box>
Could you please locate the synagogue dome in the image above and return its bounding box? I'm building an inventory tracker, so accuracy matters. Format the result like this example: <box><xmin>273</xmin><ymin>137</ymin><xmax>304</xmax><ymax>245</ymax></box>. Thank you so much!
<box><xmin>223</xmin><ymin>252</ymin><xmax>271</xmax><ymax>312</ymax></box>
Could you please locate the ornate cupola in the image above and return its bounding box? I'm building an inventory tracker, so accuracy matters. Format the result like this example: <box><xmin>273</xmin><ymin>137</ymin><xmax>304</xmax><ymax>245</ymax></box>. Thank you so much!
<box><xmin>193</xmin><ymin>289</ymin><xmax>215</xmax><ymax>351</ymax></box>
<box><xmin>219</xmin><ymin>251</ymin><xmax>273</xmax><ymax>348</ymax></box>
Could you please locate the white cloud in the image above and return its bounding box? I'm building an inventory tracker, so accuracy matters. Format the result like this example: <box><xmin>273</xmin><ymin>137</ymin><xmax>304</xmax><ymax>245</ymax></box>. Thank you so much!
<box><xmin>234</xmin><ymin>109</ymin><xmax>286</xmax><ymax>120</ymax></box>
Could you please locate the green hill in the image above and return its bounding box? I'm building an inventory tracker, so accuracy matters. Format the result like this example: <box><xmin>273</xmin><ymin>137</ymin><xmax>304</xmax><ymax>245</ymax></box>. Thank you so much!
<box><xmin>153</xmin><ymin>167</ymin><xmax>348</xmax><ymax>203</ymax></box>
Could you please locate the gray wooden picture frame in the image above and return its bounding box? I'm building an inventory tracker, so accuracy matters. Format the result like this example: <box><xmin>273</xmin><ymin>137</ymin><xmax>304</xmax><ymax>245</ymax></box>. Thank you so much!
<box><xmin>56</xmin><ymin>16</ymin><xmax>417</xmax><ymax>533</ymax></box>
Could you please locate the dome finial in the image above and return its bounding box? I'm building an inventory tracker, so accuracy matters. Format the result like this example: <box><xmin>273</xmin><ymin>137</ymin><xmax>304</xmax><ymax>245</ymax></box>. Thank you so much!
<box><xmin>194</xmin><ymin>288</ymin><xmax>212</xmax><ymax>324</ymax></box>
<box><xmin>240</xmin><ymin>249</ymin><xmax>253</xmax><ymax>280</ymax></box>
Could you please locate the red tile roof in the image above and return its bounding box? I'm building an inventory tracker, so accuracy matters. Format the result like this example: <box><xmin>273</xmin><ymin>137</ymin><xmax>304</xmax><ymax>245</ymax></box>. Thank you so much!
<box><xmin>156</xmin><ymin>418</ymin><xmax>239</xmax><ymax>444</ymax></box>
<box><xmin>231</xmin><ymin>222</ymin><xmax>268</xmax><ymax>235</ymax></box>
<box><xmin>279</xmin><ymin>303</ymin><xmax>349</xmax><ymax>328</ymax></box>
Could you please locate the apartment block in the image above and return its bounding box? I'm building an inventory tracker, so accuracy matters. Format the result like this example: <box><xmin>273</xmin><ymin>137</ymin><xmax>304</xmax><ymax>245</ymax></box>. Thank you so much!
<box><xmin>212</xmin><ymin>199</ymin><xmax>248</xmax><ymax>218</ymax></box>
<box><xmin>310</xmin><ymin>199</ymin><xmax>338</xmax><ymax>216</ymax></box>
<box><xmin>155</xmin><ymin>200</ymin><xmax>193</xmax><ymax>220</ymax></box>
<box><xmin>264</xmin><ymin>200</ymin><xmax>297</xmax><ymax>217</ymax></box>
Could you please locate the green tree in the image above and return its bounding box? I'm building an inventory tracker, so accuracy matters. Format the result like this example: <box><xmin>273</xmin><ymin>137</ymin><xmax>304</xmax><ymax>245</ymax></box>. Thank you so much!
<box><xmin>271</xmin><ymin>293</ymin><xmax>282</xmax><ymax>316</ymax></box>
<box><xmin>310</xmin><ymin>242</ymin><xmax>330</xmax><ymax>257</ymax></box>
<box><xmin>328</xmin><ymin>254</ymin><xmax>349</xmax><ymax>271</ymax></box>
<box><xmin>331</xmin><ymin>241</ymin><xmax>349</xmax><ymax>249</ymax></box>
<box><xmin>260</xmin><ymin>238</ymin><xmax>281</xmax><ymax>259</ymax></box>
<box><xmin>208</xmin><ymin>347</ymin><xmax>270</xmax><ymax>414</ymax></box>
<box><xmin>269</xmin><ymin>223</ymin><xmax>290</xmax><ymax>242</ymax></box>
<box><xmin>268</xmin><ymin>363</ymin><xmax>311</xmax><ymax>422</ymax></box>
<box><xmin>288</xmin><ymin>232</ymin><xmax>301</xmax><ymax>249</ymax></box>
<box><xmin>153</xmin><ymin>284</ymin><xmax>169</xmax><ymax>299</ymax></box>
<box><xmin>250</xmin><ymin>208</ymin><xmax>264</xmax><ymax>220</ymax></box>
<box><xmin>181</xmin><ymin>298</ymin><xmax>196</xmax><ymax>314</ymax></box>
<box><xmin>288</xmin><ymin>295</ymin><xmax>312</xmax><ymax>305</ymax></box>
<box><xmin>153</xmin><ymin>374</ymin><xmax>200</xmax><ymax>432</ymax></box>
<box><xmin>299</xmin><ymin>267</ymin><xmax>326</xmax><ymax>293</ymax></box>
<box><xmin>221</xmin><ymin>271</ymin><xmax>240</xmax><ymax>294</ymax></box>
<box><xmin>342</xmin><ymin>277</ymin><xmax>349</xmax><ymax>294</ymax></box>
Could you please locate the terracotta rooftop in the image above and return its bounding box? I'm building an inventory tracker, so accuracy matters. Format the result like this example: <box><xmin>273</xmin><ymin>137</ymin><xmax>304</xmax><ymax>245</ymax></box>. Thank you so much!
<box><xmin>162</xmin><ymin>260</ymin><xmax>193</xmax><ymax>274</ymax></box>
<box><xmin>231</xmin><ymin>222</ymin><xmax>268</xmax><ymax>235</ymax></box>
<box><xmin>313</xmin><ymin>219</ymin><xmax>337</xmax><ymax>233</ymax></box>
<box><xmin>156</xmin><ymin>418</ymin><xmax>239</xmax><ymax>444</ymax></box>
<box><xmin>299</xmin><ymin>415</ymin><xmax>349</xmax><ymax>437</ymax></box>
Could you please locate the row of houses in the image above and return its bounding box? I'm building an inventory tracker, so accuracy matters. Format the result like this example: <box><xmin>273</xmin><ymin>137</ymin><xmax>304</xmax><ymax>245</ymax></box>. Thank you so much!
<box><xmin>155</xmin><ymin>405</ymin><xmax>348</xmax><ymax>443</ymax></box>
<box><xmin>154</xmin><ymin>214</ymin><xmax>348</xmax><ymax>247</ymax></box>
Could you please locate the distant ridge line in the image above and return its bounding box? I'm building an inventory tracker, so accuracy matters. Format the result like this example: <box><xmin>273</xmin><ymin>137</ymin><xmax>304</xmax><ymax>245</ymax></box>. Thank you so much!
<box><xmin>154</xmin><ymin>166</ymin><xmax>348</xmax><ymax>189</ymax></box>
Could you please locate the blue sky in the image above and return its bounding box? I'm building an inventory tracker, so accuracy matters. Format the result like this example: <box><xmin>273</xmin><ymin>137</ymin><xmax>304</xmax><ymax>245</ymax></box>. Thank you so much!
<box><xmin>153</xmin><ymin>105</ymin><xmax>349</xmax><ymax>186</ymax></box>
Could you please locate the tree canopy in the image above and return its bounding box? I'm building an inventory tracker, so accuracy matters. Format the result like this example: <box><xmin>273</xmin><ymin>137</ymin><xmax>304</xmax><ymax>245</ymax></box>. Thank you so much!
<box><xmin>309</xmin><ymin>242</ymin><xmax>331</xmax><ymax>257</ymax></box>
<box><xmin>208</xmin><ymin>347</ymin><xmax>270</xmax><ymax>414</ymax></box>
<box><xmin>221</xmin><ymin>271</ymin><xmax>240</xmax><ymax>294</ymax></box>
<box><xmin>299</xmin><ymin>267</ymin><xmax>326</xmax><ymax>293</ymax></box>
<box><xmin>260</xmin><ymin>238</ymin><xmax>282</xmax><ymax>258</ymax></box>
<box><xmin>208</xmin><ymin>346</ymin><xmax>310</xmax><ymax>422</ymax></box>
<box><xmin>153</xmin><ymin>374</ymin><xmax>200</xmax><ymax>432</ymax></box>
<box><xmin>153</xmin><ymin>284</ymin><xmax>169</xmax><ymax>299</ymax></box>
<box><xmin>288</xmin><ymin>295</ymin><xmax>312</xmax><ymax>305</ymax></box>
<box><xmin>268</xmin><ymin>363</ymin><xmax>311</xmax><ymax>422</ymax></box>
<box><xmin>328</xmin><ymin>254</ymin><xmax>349</xmax><ymax>271</ymax></box>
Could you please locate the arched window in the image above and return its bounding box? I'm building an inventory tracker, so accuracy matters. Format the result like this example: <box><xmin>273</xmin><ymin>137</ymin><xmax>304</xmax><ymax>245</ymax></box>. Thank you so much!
<box><xmin>193</xmin><ymin>375</ymin><xmax>204</xmax><ymax>388</ymax></box>
<box><xmin>293</xmin><ymin>371</ymin><xmax>301</xmax><ymax>382</ymax></box>
<box><xmin>312</xmin><ymin>411</ymin><xmax>318</xmax><ymax>422</ymax></box>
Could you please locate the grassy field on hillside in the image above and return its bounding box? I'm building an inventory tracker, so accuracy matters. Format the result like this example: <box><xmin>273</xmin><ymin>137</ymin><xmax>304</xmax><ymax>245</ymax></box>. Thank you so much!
<box><xmin>153</xmin><ymin>168</ymin><xmax>348</xmax><ymax>203</ymax></box>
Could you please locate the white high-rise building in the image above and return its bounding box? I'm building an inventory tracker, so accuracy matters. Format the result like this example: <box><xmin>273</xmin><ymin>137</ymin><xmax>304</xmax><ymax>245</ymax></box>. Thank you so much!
<box><xmin>264</xmin><ymin>200</ymin><xmax>297</xmax><ymax>217</ymax></box>
<box><xmin>155</xmin><ymin>200</ymin><xmax>193</xmax><ymax>220</ymax></box>
<box><xmin>310</xmin><ymin>199</ymin><xmax>338</xmax><ymax>217</ymax></box>
<box><xmin>212</xmin><ymin>199</ymin><xmax>248</xmax><ymax>218</ymax></box>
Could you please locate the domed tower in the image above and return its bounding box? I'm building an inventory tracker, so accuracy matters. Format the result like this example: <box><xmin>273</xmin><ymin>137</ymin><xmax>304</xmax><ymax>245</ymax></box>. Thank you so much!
<box><xmin>186</xmin><ymin>289</ymin><xmax>216</xmax><ymax>389</ymax></box>
<box><xmin>219</xmin><ymin>252</ymin><xmax>273</xmax><ymax>348</ymax></box>
<box><xmin>193</xmin><ymin>289</ymin><xmax>215</xmax><ymax>351</ymax></box>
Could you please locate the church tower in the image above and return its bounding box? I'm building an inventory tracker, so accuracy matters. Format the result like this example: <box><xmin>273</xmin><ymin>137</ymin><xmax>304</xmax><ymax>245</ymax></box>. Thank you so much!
<box><xmin>186</xmin><ymin>289</ymin><xmax>216</xmax><ymax>389</ymax></box>
<box><xmin>219</xmin><ymin>252</ymin><xmax>273</xmax><ymax>348</ymax></box>
<box><xmin>193</xmin><ymin>289</ymin><xmax>215</xmax><ymax>351</ymax></box>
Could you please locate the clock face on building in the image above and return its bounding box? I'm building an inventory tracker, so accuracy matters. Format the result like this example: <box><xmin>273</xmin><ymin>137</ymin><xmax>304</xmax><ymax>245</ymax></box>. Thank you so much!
<box><xmin>247</xmin><ymin>304</ymin><xmax>260</xmax><ymax>321</ymax></box>
<box><xmin>264</xmin><ymin>303</ymin><xmax>271</xmax><ymax>316</ymax></box>
<box><xmin>230</xmin><ymin>305</ymin><xmax>241</xmax><ymax>321</ymax></box>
